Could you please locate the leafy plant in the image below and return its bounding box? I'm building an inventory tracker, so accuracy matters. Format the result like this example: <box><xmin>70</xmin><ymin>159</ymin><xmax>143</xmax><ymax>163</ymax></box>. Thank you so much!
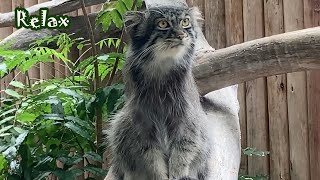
<box><xmin>0</xmin><ymin>0</ymin><xmax>144</xmax><ymax>178</ymax></box>
<box><xmin>238</xmin><ymin>148</ymin><xmax>270</xmax><ymax>180</ymax></box>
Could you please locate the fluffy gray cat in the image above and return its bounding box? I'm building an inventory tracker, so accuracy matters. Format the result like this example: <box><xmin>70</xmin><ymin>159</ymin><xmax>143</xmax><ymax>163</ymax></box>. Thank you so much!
<box><xmin>106</xmin><ymin>6</ymin><xmax>212</xmax><ymax>180</ymax></box>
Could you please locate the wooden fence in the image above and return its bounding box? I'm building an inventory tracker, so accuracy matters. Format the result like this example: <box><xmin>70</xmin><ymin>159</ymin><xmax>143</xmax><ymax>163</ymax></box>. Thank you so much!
<box><xmin>1</xmin><ymin>0</ymin><xmax>320</xmax><ymax>179</ymax></box>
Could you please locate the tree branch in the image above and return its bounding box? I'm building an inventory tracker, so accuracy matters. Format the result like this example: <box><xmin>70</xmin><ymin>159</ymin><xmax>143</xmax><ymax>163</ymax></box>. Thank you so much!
<box><xmin>194</xmin><ymin>27</ymin><xmax>320</xmax><ymax>95</ymax></box>
<box><xmin>0</xmin><ymin>0</ymin><xmax>108</xmax><ymax>28</ymax></box>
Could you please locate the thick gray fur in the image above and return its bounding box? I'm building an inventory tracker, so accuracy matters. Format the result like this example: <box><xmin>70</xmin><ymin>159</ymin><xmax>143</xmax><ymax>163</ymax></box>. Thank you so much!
<box><xmin>107</xmin><ymin>6</ymin><xmax>216</xmax><ymax>180</ymax></box>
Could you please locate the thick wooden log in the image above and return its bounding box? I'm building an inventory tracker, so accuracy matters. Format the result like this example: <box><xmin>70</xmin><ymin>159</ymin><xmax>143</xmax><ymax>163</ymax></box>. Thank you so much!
<box><xmin>194</xmin><ymin>26</ymin><xmax>320</xmax><ymax>95</ymax></box>
<box><xmin>0</xmin><ymin>0</ymin><xmax>107</xmax><ymax>27</ymax></box>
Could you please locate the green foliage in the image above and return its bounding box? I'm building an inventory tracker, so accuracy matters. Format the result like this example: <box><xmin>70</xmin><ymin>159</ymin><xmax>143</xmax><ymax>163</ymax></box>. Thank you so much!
<box><xmin>242</xmin><ymin>147</ymin><xmax>270</xmax><ymax>157</ymax></box>
<box><xmin>238</xmin><ymin>175</ymin><xmax>269</xmax><ymax>180</ymax></box>
<box><xmin>96</xmin><ymin>0</ymin><xmax>144</xmax><ymax>32</ymax></box>
<box><xmin>239</xmin><ymin>148</ymin><xmax>270</xmax><ymax>180</ymax></box>
<box><xmin>0</xmin><ymin>0</ymin><xmax>139</xmax><ymax>178</ymax></box>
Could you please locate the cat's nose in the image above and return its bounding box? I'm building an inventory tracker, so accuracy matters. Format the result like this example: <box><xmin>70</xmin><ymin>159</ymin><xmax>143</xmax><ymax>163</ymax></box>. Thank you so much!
<box><xmin>176</xmin><ymin>32</ymin><xmax>187</xmax><ymax>40</ymax></box>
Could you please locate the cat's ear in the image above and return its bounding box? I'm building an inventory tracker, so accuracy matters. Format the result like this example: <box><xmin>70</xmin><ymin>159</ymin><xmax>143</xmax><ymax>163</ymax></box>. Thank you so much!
<box><xmin>188</xmin><ymin>7</ymin><xmax>204</xmax><ymax>29</ymax></box>
<box><xmin>124</xmin><ymin>11</ymin><xmax>145</xmax><ymax>34</ymax></box>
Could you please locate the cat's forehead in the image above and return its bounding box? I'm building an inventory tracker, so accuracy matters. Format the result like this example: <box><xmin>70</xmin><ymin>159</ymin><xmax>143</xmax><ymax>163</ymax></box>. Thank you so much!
<box><xmin>146</xmin><ymin>7</ymin><xmax>190</xmax><ymax>19</ymax></box>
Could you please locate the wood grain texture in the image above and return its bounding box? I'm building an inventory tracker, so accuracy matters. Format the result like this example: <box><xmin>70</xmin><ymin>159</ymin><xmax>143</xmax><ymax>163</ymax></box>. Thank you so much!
<box><xmin>243</xmin><ymin>0</ymin><xmax>270</xmax><ymax>177</ymax></box>
<box><xmin>38</xmin><ymin>0</ymin><xmax>55</xmax><ymax>80</ymax></box>
<box><xmin>193</xmin><ymin>26</ymin><xmax>320</xmax><ymax>95</ymax></box>
<box><xmin>284</xmin><ymin>0</ymin><xmax>310</xmax><ymax>180</ymax></box>
<box><xmin>224</xmin><ymin>0</ymin><xmax>246</xmax><ymax>175</ymax></box>
<box><xmin>304</xmin><ymin>0</ymin><xmax>320</xmax><ymax>179</ymax></box>
<box><xmin>204</xmin><ymin>0</ymin><xmax>226</xmax><ymax>49</ymax></box>
<box><xmin>12</xmin><ymin>0</ymin><xmax>26</xmax><ymax>86</ymax></box>
<box><xmin>25</xmin><ymin>0</ymin><xmax>40</xmax><ymax>84</ymax></box>
<box><xmin>264</xmin><ymin>0</ymin><xmax>290</xmax><ymax>179</ymax></box>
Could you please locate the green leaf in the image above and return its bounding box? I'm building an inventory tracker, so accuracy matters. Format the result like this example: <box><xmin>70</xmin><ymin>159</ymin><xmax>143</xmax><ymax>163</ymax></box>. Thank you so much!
<box><xmin>15</xmin><ymin>132</ymin><xmax>28</xmax><ymax>147</ymax></box>
<box><xmin>59</xmin><ymin>88</ymin><xmax>82</xmax><ymax>99</ymax></box>
<box><xmin>57</xmin><ymin>156</ymin><xmax>83</xmax><ymax>166</ymax></box>
<box><xmin>4</xmin><ymin>89</ymin><xmax>22</xmax><ymax>99</ymax></box>
<box><xmin>0</xmin><ymin>125</ymin><xmax>13</xmax><ymax>134</ymax></box>
<box><xmin>65</xmin><ymin>116</ymin><xmax>93</xmax><ymax>130</ymax></box>
<box><xmin>0</xmin><ymin>116</ymin><xmax>14</xmax><ymax>125</ymax></box>
<box><xmin>238</xmin><ymin>175</ymin><xmax>269</xmax><ymax>180</ymax></box>
<box><xmin>111</xmin><ymin>10</ymin><xmax>123</xmax><ymax>29</ymax></box>
<box><xmin>243</xmin><ymin>147</ymin><xmax>269</xmax><ymax>157</ymax></box>
<box><xmin>83</xmin><ymin>166</ymin><xmax>107</xmax><ymax>176</ymax></box>
<box><xmin>34</xmin><ymin>156</ymin><xmax>54</xmax><ymax>168</ymax></box>
<box><xmin>0</xmin><ymin>154</ymin><xmax>8</xmax><ymax>171</ymax></box>
<box><xmin>0</xmin><ymin>108</ymin><xmax>16</xmax><ymax>117</ymax></box>
<box><xmin>17</xmin><ymin>112</ymin><xmax>37</xmax><ymax>123</ymax></box>
<box><xmin>41</xmin><ymin>114</ymin><xmax>64</xmax><ymax>121</ymax></box>
<box><xmin>64</xmin><ymin>122</ymin><xmax>91</xmax><ymax>140</ymax></box>
<box><xmin>97</xmin><ymin>54</ymin><xmax>109</xmax><ymax>61</ymax></box>
<box><xmin>83</xmin><ymin>152</ymin><xmax>103</xmax><ymax>163</ymax></box>
<box><xmin>9</xmin><ymin>81</ymin><xmax>25</xmax><ymax>89</ymax></box>
<box><xmin>34</xmin><ymin>172</ymin><xmax>51</xmax><ymax>180</ymax></box>
<box><xmin>122</xmin><ymin>0</ymin><xmax>133</xmax><ymax>10</ymax></box>
<box><xmin>115</xmin><ymin>39</ymin><xmax>121</xmax><ymax>48</ymax></box>
<box><xmin>13</xmin><ymin>127</ymin><xmax>27</xmax><ymax>134</ymax></box>
<box><xmin>77</xmin><ymin>43</ymin><xmax>84</xmax><ymax>51</ymax></box>
<box><xmin>43</xmin><ymin>84</ymin><xmax>58</xmax><ymax>92</ymax></box>
<box><xmin>0</xmin><ymin>63</ymin><xmax>7</xmax><ymax>73</ymax></box>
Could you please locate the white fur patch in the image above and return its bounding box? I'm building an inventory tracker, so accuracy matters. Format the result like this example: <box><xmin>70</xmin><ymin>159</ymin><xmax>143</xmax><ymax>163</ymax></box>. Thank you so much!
<box><xmin>142</xmin><ymin>40</ymin><xmax>190</xmax><ymax>78</ymax></box>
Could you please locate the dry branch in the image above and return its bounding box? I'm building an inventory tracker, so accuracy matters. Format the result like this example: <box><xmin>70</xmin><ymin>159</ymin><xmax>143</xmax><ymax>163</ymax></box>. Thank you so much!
<box><xmin>0</xmin><ymin>0</ymin><xmax>107</xmax><ymax>28</ymax></box>
<box><xmin>194</xmin><ymin>27</ymin><xmax>320</xmax><ymax>95</ymax></box>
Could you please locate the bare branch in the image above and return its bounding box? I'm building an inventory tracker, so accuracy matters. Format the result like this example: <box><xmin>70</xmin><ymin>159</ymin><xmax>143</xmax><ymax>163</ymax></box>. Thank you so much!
<box><xmin>194</xmin><ymin>27</ymin><xmax>320</xmax><ymax>95</ymax></box>
<box><xmin>0</xmin><ymin>0</ymin><xmax>107</xmax><ymax>28</ymax></box>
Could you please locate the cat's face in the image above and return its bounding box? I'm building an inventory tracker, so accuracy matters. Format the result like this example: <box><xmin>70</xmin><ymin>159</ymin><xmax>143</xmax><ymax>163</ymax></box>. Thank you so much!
<box><xmin>124</xmin><ymin>7</ymin><xmax>202</xmax><ymax>76</ymax></box>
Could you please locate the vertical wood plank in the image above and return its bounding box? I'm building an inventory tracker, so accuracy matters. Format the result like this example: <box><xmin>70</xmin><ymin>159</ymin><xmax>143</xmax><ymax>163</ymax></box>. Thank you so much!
<box><xmin>0</xmin><ymin>0</ymin><xmax>14</xmax><ymax>98</ymax></box>
<box><xmin>243</xmin><ymin>0</ymin><xmax>270</xmax><ymax>177</ymax></box>
<box><xmin>304</xmin><ymin>0</ymin><xmax>320</xmax><ymax>179</ymax></box>
<box><xmin>187</xmin><ymin>0</ymin><xmax>205</xmax><ymax>31</ymax></box>
<box><xmin>12</xmin><ymin>0</ymin><xmax>26</xmax><ymax>86</ymax></box>
<box><xmin>204</xmin><ymin>0</ymin><xmax>226</xmax><ymax>49</ymax></box>
<box><xmin>65</xmin><ymin>11</ymin><xmax>79</xmax><ymax>77</ymax></box>
<box><xmin>38</xmin><ymin>0</ymin><xmax>55</xmax><ymax>80</ymax></box>
<box><xmin>91</xmin><ymin>4</ymin><xmax>103</xmax><ymax>12</ymax></box>
<box><xmin>225</xmin><ymin>0</ymin><xmax>246</xmax><ymax>175</ymax></box>
<box><xmin>284</xmin><ymin>0</ymin><xmax>310</xmax><ymax>180</ymax></box>
<box><xmin>25</xmin><ymin>0</ymin><xmax>40</xmax><ymax>84</ymax></box>
<box><xmin>264</xmin><ymin>0</ymin><xmax>291</xmax><ymax>179</ymax></box>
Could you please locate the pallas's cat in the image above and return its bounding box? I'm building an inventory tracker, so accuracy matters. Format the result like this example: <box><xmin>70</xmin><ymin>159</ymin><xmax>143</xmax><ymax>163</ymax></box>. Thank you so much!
<box><xmin>106</xmin><ymin>6</ymin><xmax>212</xmax><ymax>180</ymax></box>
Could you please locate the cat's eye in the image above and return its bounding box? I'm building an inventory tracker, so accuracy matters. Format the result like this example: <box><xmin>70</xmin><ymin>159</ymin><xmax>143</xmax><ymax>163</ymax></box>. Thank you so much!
<box><xmin>181</xmin><ymin>18</ymin><xmax>191</xmax><ymax>28</ymax></box>
<box><xmin>158</xmin><ymin>20</ymin><xmax>169</xmax><ymax>29</ymax></box>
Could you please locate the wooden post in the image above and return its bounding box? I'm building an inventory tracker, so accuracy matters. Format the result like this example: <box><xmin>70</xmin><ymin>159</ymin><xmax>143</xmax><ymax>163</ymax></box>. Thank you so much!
<box><xmin>12</xmin><ymin>0</ymin><xmax>26</xmax><ymax>87</ymax></box>
<box><xmin>224</xmin><ymin>0</ymin><xmax>246</xmax><ymax>175</ymax></box>
<box><xmin>304</xmin><ymin>0</ymin><xmax>320</xmax><ymax>180</ymax></box>
<box><xmin>0</xmin><ymin>0</ymin><xmax>13</xmax><ymax>98</ymax></box>
<box><xmin>25</xmin><ymin>0</ymin><xmax>40</xmax><ymax>84</ymax></box>
<box><xmin>264</xmin><ymin>1</ymin><xmax>290</xmax><ymax>179</ymax></box>
<box><xmin>186</xmin><ymin>0</ymin><xmax>205</xmax><ymax>31</ymax></box>
<box><xmin>284</xmin><ymin>0</ymin><xmax>310</xmax><ymax>180</ymax></box>
<box><xmin>243</xmin><ymin>0</ymin><xmax>270</xmax><ymax>177</ymax></box>
<box><xmin>204</xmin><ymin>0</ymin><xmax>226</xmax><ymax>49</ymax></box>
<box><xmin>37</xmin><ymin>0</ymin><xmax>55</xmax><ymax>80</ymax></box>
